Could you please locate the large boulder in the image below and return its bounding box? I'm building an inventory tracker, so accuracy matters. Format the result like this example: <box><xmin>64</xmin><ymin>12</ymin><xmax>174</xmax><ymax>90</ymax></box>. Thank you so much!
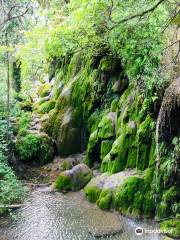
<box><xmin>55</xmin><ymin>163</ymin><xmax>93</xmax><ymax>191</ymax></box>
<box><xmin>84</xmin><ymin>170</ymin><xmax>136</xmax><ymax>210</ymax></box>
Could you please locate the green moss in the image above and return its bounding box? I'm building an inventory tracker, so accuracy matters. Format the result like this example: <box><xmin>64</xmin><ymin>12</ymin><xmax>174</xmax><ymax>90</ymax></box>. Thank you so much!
<box><xmin>84</xmin><ymin>185</ymin><xmax>101</xmax><ymax>203</ymax></box>
<box><xmin>157</xmin><ymin>201</ymin><xmax>170</xmax><ymax>219</ymax></box>
<box><xmin>104</xmin><ymin>121</ymin><xmax>137</xmax><ymax>173</ymax></box>
<box><xmin>101</xmin><ymin>153</ymin><xmax>110</xmax><ymax>172</ymax></box>
<box><xmin>86</xmin><ymin>130</ymin><xmax>100</xmax><ymax>167</ymax></box>
<box><xmin>156</xmin><ymin>187</ymin><xmax>180</xmax><ymax>220</ymax></box>
<box><xmin>143</xmin><ymin>192</ymin><xmax>155</xmax><ymax>217</ymax></box>
<box><xmin>97</xmin><ymin>189</ymin><xmax>112</xmax><ymax>210</ymax></box>
<box><xmin>114</xmin><ymin>177</ymin><xmax>144</xmax><ymax>211</ymax></box>
<box><xmin>160</xmin><ymin>219</ymin><xmax>180</xmax><ymax>239</ymax></box>
<box><xmin>162</xmin><ymin>187</ymin><xmax>179</xmax><ymax>203</ymax></box>
<box><xmin>37</xmin><ymin>83</ymin><xmax>51</xmax><ymax>97</ymax></box>
<box><xmin>136</xmin><ymin>115</ymin><xmax>155</xmax><ymax>170</ymax></box>
<box><xmin>100</xmin><ymin>140</ymin><xmax>113</xmax><ymax>160</ymax></box>
<box><xmin>55</xmin><ymin>173</ymin><xmax>72</xmax><ymax>191</ymax></box>
<box><xmin>114</xmin><ymin>176</ymin><xmax>148</xmax><ymax>217</ymax></box>
<box><xmin>38</xmin><ymin>100</ymin><xmax>56</xmax><ymax>114</ymax></box>
<box><xmin>16</xmin><ymin>133</ymin><xmax>54</xmax><ymax>165</ymax></box>
<box><xmin>98</xmin><ymin>114</ymin><xmax>115</xmax><ymax>139</ymax></box>
<box><xmin>111</xmin><ymin>98</ymin><xmax>119</xmax><ymax>112</ymax></box>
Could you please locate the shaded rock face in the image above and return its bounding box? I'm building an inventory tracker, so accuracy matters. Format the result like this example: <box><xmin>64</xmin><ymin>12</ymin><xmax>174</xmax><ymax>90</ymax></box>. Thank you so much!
<box><xmin>157</xmin><ymin>77</ymin><xmax>180</xmax><ymax>144</ymax></box>
<box><xmin>55</xmin><ymin>163</ymin><xmax>93</xmax><ymax>191</ymax></box>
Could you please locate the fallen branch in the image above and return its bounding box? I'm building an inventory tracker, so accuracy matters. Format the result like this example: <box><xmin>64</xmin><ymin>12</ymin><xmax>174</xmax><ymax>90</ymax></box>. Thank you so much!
<box><xmin>0</xmin><ymin>204</ymin><xmax>25</xmax><ymax>209</ymax></box>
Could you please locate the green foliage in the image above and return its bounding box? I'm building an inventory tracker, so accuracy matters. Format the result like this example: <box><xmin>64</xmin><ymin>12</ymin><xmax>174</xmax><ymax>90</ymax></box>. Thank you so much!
<box><xmin>0</xmin><ymin>155</ymin><xmax>25</xmax><ymax>213</ymax></box>
<box><xmin>16</xmin><ymin>133</ymin><xmax>54</xmax><ymax>165</ymax></box>
<box><xmin>17</xmin><ymin>111</ymin><xmax>32</xmax><ymax>135</ymax></box>
<box><xmin>160</xmin><ymin>219</ymin><xmax>180</xmax><ymax>239</ymax></box>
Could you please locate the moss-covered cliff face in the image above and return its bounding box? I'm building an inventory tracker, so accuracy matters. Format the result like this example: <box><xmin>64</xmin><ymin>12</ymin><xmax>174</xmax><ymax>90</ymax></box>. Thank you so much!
<box><xmin>23</xmin><ymin>51</ymin><xmax>179</xmax><ymax>224</ymax></box>
<box><xmin>15</xmin><ymin>47</ymin><xmax>179</xmax><ymax>228</ymax></box>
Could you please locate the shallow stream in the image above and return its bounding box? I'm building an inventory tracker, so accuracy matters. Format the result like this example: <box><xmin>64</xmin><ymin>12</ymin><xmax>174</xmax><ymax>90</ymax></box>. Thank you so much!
<box><xmin>0</xmin><ymin>187</ymin><xmax>164</xmax><ymax>240</ymax></box>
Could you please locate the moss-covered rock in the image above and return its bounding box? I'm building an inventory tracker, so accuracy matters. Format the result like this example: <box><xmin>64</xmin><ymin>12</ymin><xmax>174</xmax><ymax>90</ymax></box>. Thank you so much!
<box><xmin>16</xmin><ymin>132</ymin><xmax>55</xmax><ymax>165</ymax></box>
<box><xmin>55</xmin><ymin>164</ymin><xmax>92</xmax><ymax>191</ymax></box>
<box><xmin>84</xmin><ymin>170</ymin><xmax>136</xmax><ymax>210</ymax></box>
<box><xmin>102</xmin><ymin>120</ymin><xmax>137</xmax><ymax>173</ymax></box>
<box><xmin>114</xmin><ymin>177</ymin><xmax>144</xmax><ymax>216</ymax></box>
<box><xmin>37</xmin><ymin>83</ymin><xmax>51</xmax><ymax>97</ymax></box>
<box><xmin>100</xmin><ymin>140</ymin><xmax>113</xmax><ymax>161</ymax></box>
<box><xmin>55</xmin><ymin>171</ymin><xmax>73</xmax><ymax>191</ymax></box>
<box><xmin>136</xmin><ymin>115</ymin><xmax>155</xmax><ymax>170</ymax></box>
<box><xmin>38</xmin><ymin>100</ymin><xmax>56</xmax><ymax>114</ymax></box>
<box><xmin>114</xmin><ymin>174</ymin><xmax>155</xmax><ymax>218</ymax></box>
<box><xmin>160</xmin><ymin>219</ymin><xmax>180</xmax><ymax>239</ymax></box>
<box><xmin>97</xmin><ymin>189</ymin><xmax>112</xmax><ymax>210</ymax></box>
<box><xmin>84</xmin><ymin>185</ymin><xmax>101</xmax><ymax>203</ymax></box>
<box><xmin>98</xmin><ymin>112</ymin><xmax>116</xmax><ymax>139</ymax></box>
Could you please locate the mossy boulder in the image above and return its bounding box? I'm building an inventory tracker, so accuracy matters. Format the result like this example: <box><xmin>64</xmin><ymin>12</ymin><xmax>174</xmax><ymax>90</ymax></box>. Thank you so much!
<box><xmin>114</xmin><ymin>175</ymin><xmax>155</xmax><ymax>218</ymax></box>
<box><xmin>16</xmin><ymin>132</ymin><xmax>55</xmax><ymax>165</ymax></box>
<box><xmin>55</xmin><ymin>171</ymin><xmax>73</xmax><ymax>191</ymax></box>
<box><xmin>55</xmin><ymin>164</ymin><xmax>93</xmax><ymax>191</ymax></box>
<box><xmin>160</xmin><ymin>219</ymin><xmax>180</xmax><ymax>239</ymax></box>
<box><xmin>114</xmin><ymin>177</ymin><xmax>144</xmax><ymax>214</ymax></box>
<box><xmin>37</xmin><ymin>83</ymin><xmax>51</xmax><ymax>98</ymax></box>
<box><xmin>38</xmin><ymin>100</ymin><xmax>56</xmax><ymax>114</ymax></box>
<box><xmin>84</xmin><ymin>185</ymin><xmax>101</xmax><ymax>203</ymax></box>
<box><xmin>84</xmin><ymin>170</ymin><xmax>136</xmax><ymax>210</ymax></box>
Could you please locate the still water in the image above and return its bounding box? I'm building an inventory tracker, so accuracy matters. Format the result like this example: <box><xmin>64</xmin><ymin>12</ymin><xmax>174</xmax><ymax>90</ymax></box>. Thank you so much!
<box><xmin>0</xmin><ymin>187</ymin><xmax>163</xmax><ymax>240</ymax></box>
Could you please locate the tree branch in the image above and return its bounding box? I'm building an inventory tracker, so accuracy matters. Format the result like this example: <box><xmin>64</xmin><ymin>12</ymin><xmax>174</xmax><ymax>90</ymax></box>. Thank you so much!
<box><xmin>109</xmin><ymin>0</ymin><xmax>166</xmax><ymax>30</ymax></box>
<box><xmin>0</xmin><ymin>3</ymin><xmax>29</xmax><ymax>30</ymax></box>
